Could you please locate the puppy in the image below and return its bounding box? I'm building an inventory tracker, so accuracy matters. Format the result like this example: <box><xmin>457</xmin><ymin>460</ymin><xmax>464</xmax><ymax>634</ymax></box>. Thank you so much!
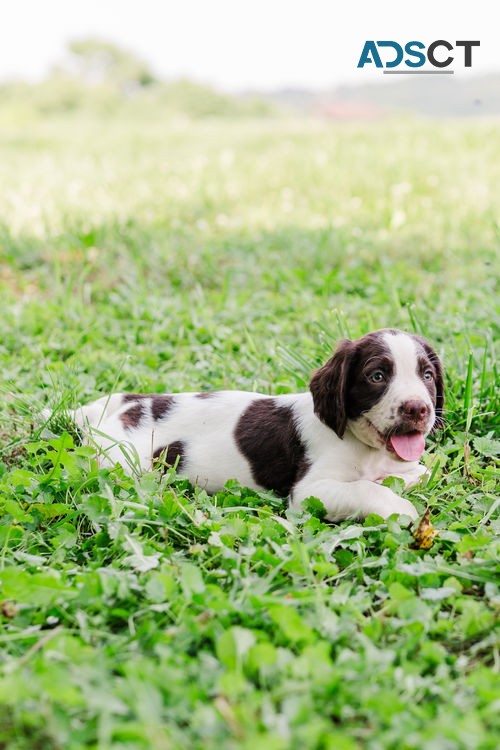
<box><xmin>68</xmin><ymin>329</ymin><xmax>444</xmax><ymax>521</ymax></box>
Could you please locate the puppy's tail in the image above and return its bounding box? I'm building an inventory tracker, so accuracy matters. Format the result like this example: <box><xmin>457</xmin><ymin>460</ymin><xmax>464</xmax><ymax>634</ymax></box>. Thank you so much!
<box><xmin>42</xmin><ymin>394</ymin><xmax>125</xmax><ymax>430</ymax></box>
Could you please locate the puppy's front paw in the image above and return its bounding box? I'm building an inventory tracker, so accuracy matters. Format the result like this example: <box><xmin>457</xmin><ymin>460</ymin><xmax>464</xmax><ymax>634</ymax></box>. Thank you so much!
<box><xmin>383</xmin><ymin>495</ymin><xmax>418</xmax><ymax>520</ymax></box>
<box><xmin>368</xmin><ymin>487</ymin><xmax>418</xmax><ymax>520</ymax></box>
<box><xmin>403</xmin><ymin>463</ymin><xmax>430</xmax><ymax>489</ymax></box>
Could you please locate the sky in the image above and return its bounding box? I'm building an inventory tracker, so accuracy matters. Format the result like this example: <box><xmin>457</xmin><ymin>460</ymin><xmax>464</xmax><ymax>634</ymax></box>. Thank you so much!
<box><xmin>0</xmin><ymin>0</ymin><xmax>498</xmax><ymax>91</ymax></box>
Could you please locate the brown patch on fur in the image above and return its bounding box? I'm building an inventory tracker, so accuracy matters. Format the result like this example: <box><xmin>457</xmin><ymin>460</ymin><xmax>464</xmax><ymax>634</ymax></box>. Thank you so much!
<box><xmin>414</xmin><ymin>336</ymin><xmax>445</xmax><ymax>429</ymax></box>
<box><xmin>120</xmin><ymin>402</ymin><xmax>144</xmax><ymax>430</ymax></box>
<box><xmin>195</xmin><ymin>392</ymin><xmax>215</xmax><ymax>399</ymax></box>
<box><xmin>152</xmin><ymin>395</ymin><xmax>175</xmax><ymax>421</ymax></box>
<box><xmin>310</xmin><ymin>332</ymin><xmax>394</xmax><ymax>437</ymax></box>
<box><xmin>234</xmin><ymin>398</ymin><xmax>309</xmax><ymax>497</ymax></box>
<box><xmin>345</xmin><ymin>336</ymin><xmax>395</xmax><ymax>422</ymax></box>
<box><xmin>309</xmin><ymin>341</ymin><xmax>352</xmax><ymax>437</ymax></box>
<box><xmin>122</xmin><ymin>393</ymin><xmax>176</xmax><ymax>422</ymax></box>
<box><xmin>153</xmin><ymin>440</ymin><xmax>185</xmax><ymax>471</ymax></box>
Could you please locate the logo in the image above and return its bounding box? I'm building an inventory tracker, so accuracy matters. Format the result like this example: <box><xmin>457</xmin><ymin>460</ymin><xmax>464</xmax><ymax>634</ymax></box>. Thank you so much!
<box><xmin>357</xmin><ymin>41</ymin><xmax>480</xmax><ymax>74</ymax></box>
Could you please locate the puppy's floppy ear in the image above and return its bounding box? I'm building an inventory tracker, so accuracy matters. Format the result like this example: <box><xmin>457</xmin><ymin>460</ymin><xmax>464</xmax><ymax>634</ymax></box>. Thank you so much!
<box><xmin>415</xmin><ymin>336</ymin><xmax>445</xmax><ymax>430</ymax></box>
<box><xmin>309</xmin><ymin>339</ymin><xmax>355</xmax><ymax>437</ymax></box>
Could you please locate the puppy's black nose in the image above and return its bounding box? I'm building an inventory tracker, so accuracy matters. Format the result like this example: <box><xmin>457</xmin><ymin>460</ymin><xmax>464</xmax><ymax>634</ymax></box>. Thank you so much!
<box><xmin>399</xmin><ymin>400</ymin><xmax>430</xmax><ymax>421</ymax></box>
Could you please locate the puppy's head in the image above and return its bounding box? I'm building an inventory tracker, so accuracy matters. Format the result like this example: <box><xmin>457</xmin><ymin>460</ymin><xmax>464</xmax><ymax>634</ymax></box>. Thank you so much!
<box><xmin>309</xmin><ymin>329</ymin><xmax>444</xmax><ymax>461</ymax></box>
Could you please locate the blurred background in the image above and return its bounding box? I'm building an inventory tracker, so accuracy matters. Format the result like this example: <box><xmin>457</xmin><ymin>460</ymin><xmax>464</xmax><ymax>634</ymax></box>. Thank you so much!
<box><xmin>1</xmin><ymin>0</ymin><xmax>499</xmax><ymax>121</ymax></box>
<box><xmin>1</xmin><ymin>0</ymin><xmax>498</xmax><ymax>402</ymax></box>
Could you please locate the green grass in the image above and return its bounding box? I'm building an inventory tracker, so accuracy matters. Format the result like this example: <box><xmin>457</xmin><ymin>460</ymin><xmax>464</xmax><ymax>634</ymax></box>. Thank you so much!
<box><xmin>0</xmin><ymin>114</ymin><xmax>499</xmax><ymax>750</ymax></box>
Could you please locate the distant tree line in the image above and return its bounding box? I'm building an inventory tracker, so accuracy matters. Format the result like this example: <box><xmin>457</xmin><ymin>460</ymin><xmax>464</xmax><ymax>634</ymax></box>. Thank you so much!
<box><xmin>0</xmin><ymin>38</ymin><xmax>275</xmax><ymax>120</ymax></box>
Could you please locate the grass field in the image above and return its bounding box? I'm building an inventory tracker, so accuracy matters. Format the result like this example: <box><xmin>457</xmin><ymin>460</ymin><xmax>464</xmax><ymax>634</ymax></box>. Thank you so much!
<box><xmin>0</xmin><ymin>115</ymin><xmax>499</xmax><ymax>749</ymax></box>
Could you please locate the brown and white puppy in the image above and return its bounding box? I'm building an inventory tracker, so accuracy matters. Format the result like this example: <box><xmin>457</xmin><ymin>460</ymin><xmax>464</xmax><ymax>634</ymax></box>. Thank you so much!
<box><xmin>69</xmin><ymin>329</ymin><xmax>444</xmax><ymax>521</ymax></box>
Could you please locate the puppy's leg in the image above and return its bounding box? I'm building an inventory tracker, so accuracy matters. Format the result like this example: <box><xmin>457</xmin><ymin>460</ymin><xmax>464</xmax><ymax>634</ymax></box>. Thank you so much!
<box><xmin>290</xmin><ymin>478</ymin><xmax>418</xmax><ymax>521</ymax></box>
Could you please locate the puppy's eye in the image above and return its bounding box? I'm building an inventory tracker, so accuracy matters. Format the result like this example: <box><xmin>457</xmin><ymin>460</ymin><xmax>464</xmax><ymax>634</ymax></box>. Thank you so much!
<box><xmin>369</xmin><ymin>371</ymin><xmax>386</xmax><ymax>384</ymax></box>
<box><xmin>423</xmin><ymin>370</ymin><xmax>434</xmax><ymax>381</ymax></box>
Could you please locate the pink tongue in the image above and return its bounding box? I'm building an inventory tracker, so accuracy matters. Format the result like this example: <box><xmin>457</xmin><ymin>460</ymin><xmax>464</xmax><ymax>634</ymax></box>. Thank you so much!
<box><xmin>390</xmin><ymin>433</ymin><xmax>426</xmax><ymax>461</ymax></box>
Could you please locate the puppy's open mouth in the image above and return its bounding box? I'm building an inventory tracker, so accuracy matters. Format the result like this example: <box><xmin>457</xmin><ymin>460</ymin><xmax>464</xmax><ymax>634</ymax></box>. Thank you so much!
<box><xmin>367</xmin><ymin>420</ymin><xmax>426</xmax><ymax>462</ymax></box>
<box><xmin>388</xmin><ymin>432</ymin><xmax>426</xmax><ymax>461</ymax></box>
